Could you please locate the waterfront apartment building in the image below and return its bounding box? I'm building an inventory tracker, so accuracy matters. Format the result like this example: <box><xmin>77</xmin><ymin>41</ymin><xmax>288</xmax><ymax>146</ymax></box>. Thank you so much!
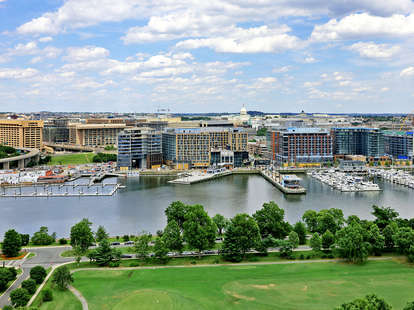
<box><xmin>117</xmin><ymin>127</ymin><xmax>162</xmax><ymax>170</ymax></box>
<box><xmin>383</xmin><ymin>130</ymin><xmax>413</xmax><ymax>160</ymax></box>
<box><xmin>162</xmin><ymin>127</ymin><xmax>248</xmax><ymax>168</ymax></box>
<box><xmin>266</xmin><ymin>128</ymin><xmax>333</xmax><ymax>165</ymax></box>
<box><xmin>0</xmin><ymin>119</ymin><xmax>43</xmax><ymax>149</ymax></box>
<box><xmin>332</xmin><ymin>128</ymin><xmax>384</xmax><ymax>158</ymax></box>
<box><xmin>69</xmin><ymin>123</ymin><xmax>126</xmax><ymax>147</ymax></box>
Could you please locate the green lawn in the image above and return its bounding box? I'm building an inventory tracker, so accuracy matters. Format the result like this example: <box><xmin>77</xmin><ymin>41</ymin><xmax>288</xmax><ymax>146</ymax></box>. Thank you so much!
<box><xmin>67</xmin><ymin>260</ymin><xmax>414</xmax><ymax>310</ymax></box>
<box><xmin>48</xmin><ymin>153</ymin><xmax>95</xmax><ymax>165</ymax></box>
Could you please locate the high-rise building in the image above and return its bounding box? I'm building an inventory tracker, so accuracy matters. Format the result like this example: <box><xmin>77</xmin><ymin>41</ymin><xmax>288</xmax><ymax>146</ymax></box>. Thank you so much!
<box><xmin>162</xmin><ymin>127</ymin><xmax>248</xmax><ymax>168</ymax></box>
<box><xmin>69</xmin><ymin>123</ymin><xmax>126</xmax><ymax>147</ymax></box>
<box><xmin>117</xmin><ymin>127</ymin><xmax>162</xmax><ymax>170</ymax></box>
<box><xmin>0</xmin><ymin>119</ymin><xmax>43</xmax><ymax>149</ymax></box>
<box><xmin>332</xmin><ymin>128</ymin><xmax>384</xmax><ymax>158</ymax></box>
<box><xmin>267</xmin><ymin>128</ymin><xmax>333</xmax><ymax>165</ymax></box>
<box><xmin>43</xmin><ymin>119</ymin><xmax>70</xmax><ymax>143</ymax></box>
<box><xmin>383</xmin><ymin>130</ymin><xmax>413</xmax><ymax>159</ymax></box>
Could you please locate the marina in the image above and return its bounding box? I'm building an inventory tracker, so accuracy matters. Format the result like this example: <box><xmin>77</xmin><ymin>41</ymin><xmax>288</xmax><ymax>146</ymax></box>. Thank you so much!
<box><xmin>308</xmin><ymin>169</ymin><xmax>381</xmax><ymax>192</ymax></box>
<box><xmin>369</xmin><ymin>168</ymin><xmax>414</xmax><ymax>188</ymax></box>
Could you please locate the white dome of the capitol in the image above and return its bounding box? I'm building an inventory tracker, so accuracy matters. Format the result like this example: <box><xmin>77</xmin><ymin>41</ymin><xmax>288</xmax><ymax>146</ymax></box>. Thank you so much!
<box><xmin>240</xmin><ymin>106</ymin><xmax>247</xmax><ymax>115</ymax></box>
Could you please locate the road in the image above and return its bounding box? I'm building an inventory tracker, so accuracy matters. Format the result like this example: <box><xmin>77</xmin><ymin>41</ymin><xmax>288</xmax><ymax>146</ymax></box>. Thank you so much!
<box><xmin>0</xmin><ymin>246</ymin><xmax>73</xmax><ymax>308</ymax></box>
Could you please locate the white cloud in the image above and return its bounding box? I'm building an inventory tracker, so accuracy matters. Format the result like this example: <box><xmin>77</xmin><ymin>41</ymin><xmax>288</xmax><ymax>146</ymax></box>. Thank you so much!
<box><xmin>65</xmin><ymin>46</ymin><xmax>109</xmax><ymax>61</ymax></box>
<box><xmin>311</xmin><ymin>13</ymin><xmax>414</xmax><ymax>41</ymax></box>
<box><xmin>38</xmin><ymin>36</ymin><xmax>53</xmax><ymax>43</ymax></box>
<box><xmin>400</xmin><ymin>67</ymin><xmax>414</xmax><ymax>77</ymax></box>
<box><xmin>0</xmin><ymin>68</ymin><xmax>38</xmax><ymax>79</ymax></box>
<box><xmin>347</xmin><ymin>42</ymin><xmax>400</xmax><ymax>59</ymax></box>
<box><xmin>257</xmin><ymin>77</ymin><xmax>277</xmax><ymax>83</ymax></box>
<box><xmin>176</xmin><ymin>25</ymin><xmax>302</xmax><ymax>53</ymax></box>
<box><xmin>304</xmin><ymin>55</ymin><xmax>317</xmax><ymax>63</ymax></box>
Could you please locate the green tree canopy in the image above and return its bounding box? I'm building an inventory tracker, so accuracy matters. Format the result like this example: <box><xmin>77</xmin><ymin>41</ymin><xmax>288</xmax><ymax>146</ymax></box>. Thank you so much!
<box><xmin>183</xmin><ymin>205</ymin><xmax>217</xmax><ymax>254</ymax></box>
<box><xmin>135</xmin><ymin>233</ymin><xmax>152</xmax><ymax>260</ymax></box>
<box><xmin>30</xmin><ymin>266</ymin><xmax>47</xmax><ymax>284</ymax></box>
<box><xmin>31</xmin><ymin>226</ymin><xmax>55</xmax><ymax>246</ymax></box>
<box><xmin>162</xmin><ymin>220</ymin><xmax>183</xmax><ymax>252</ymax></box>
<box><xmin>165</xmin><ymin>201</ymin><xmax>190</xmax><ymax>230</ymax></box>
<box><xmin>335</xmin><ymin>294</ymin><xmax>392</xmax><ymax>310</ymax></box>
<box><xmin>88</xmin><ymin>239</ymin><xmax>121</xmax><ymax>266</ymax></box>
<box><xmin>322</xmin><ymin>230</ymin><xmax>335</xmax><ymax>250</ymax></box>
<box><xmin>221</xmin><ymin>213</ymin><xmax>261</xmax><ymax>262</ymax></box>
<box><xmin>293</xmin><ymin>222</ymin><xmax>307</xmax><ymax>245</ymax></box>
<box><xmin>288</xmin><ymin>231</ymin><xmax>299</xmax><ymax>249</ymax></box>
<box><xmin>372</xmin><ymin>205</ymin><xmax>399</xmax><ymax>230</ymax></box>
<box><xmin>52</xmin><ymin>266</ymin><xmax>73</xmax><ymax>290</ymax></box>
<box><xmin>335</xmin><ymin>223</ymin><xmax>370</xmax><ymax>263</ymax></box>
<box><xmin>302</xmin><ymin>210</ymin><xmax>318</xmax><ymax>233</ymax></box>
<box><xmin>212</xmin><ymin>214</ymin><xmax>229</xmax><ymax>236</ymax></box>
<box><xmin>153</xmin><ymin>237</ymin><xmax>169</xmax><ymax>264</ymax></box>
<box><xmin>95</xmin><ymin>225</ymin><xmax>109</xmax><ymax>243</ymax></box>
<box><xmin>10</xmin><ymin>288</ymin><xmax>30</xmax><ymax>307</ymax></box>
<box><xmin>310</xmin><ymin>233</ymin><xmax>322</xmax><ymax>252</ymax></box>
<box><xmin>393</xmin><ymin>226</ymin><xmax>414</xmax><ymax>254</ymax></box>
<box><xmin>382</xmin><ymin>222</ymin><xmax>399</xmax><ymax>250</ymax></box>
<box><xmin>2</xmin><ymin>229</ymin><xmax>22</xmax><ymax>258</ymax></box>
<box><xmin>253</xmin><ymin>201</ymin><xmax>290</xmax><ymax>239</ymax></box>
<box><xmin>70</xmin><ymin>218</ymin><xmax>94</xmax><ymax>253</ymax></box>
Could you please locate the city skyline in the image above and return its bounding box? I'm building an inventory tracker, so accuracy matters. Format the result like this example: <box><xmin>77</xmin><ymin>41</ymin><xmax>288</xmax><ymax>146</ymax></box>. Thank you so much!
<box><xmin>0</xmin><ymin>0</ymin><xmax>414</xmax><ymax>113</ymax></box>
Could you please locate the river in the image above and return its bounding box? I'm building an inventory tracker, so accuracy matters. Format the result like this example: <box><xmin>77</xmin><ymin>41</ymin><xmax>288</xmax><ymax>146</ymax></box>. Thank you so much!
<box><xmin>1</xmin><ymin>174</ymin><xmax>413</xmax><ymax>237</ymax></box>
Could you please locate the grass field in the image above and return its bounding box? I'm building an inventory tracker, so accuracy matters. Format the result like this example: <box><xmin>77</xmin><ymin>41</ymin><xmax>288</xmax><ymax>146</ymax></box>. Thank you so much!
<box><xmin>48</xmin><ymin>153</ymin><xmax>95</xmax><ymax>165</ymax></box>
<box><xmin>65</xmin><ymin>260</ymin><xmax>414</xmax><ymax>310</ymax></box>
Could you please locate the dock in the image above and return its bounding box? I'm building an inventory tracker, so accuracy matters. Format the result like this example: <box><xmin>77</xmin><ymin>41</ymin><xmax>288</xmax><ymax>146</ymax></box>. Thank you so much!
<box><xmin>168</xmin><ymin>168</ymin><xmax>306</xmax><ymax>194</ymax></box>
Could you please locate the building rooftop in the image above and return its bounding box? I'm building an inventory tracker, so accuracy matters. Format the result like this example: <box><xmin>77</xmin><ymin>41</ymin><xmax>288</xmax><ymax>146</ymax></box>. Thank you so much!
<box><xmin>164</xmin><ymin>127</ymin><xmax>246</xmax><ymax>134</ymax></box>
<box><xmin>283</xmin><ymin>127</ymin><xmax>330</xmax><ymax>134</ymax></box>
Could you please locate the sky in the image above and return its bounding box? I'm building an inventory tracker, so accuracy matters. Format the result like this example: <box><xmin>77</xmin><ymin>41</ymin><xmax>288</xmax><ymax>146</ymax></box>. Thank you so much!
<box><xmin>0</xmin><ymin>0</ymin><xmax>414</xmax><ymax>113</ymax></box>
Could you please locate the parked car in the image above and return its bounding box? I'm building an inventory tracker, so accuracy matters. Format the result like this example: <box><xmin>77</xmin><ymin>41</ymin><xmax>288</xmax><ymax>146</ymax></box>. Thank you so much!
<box><xmin>124</xmin><ymin>241</ymin><xmax>134</xmax><ymax>245</ymax></box>
<box><xmin>111</xmin><ymin>242</ymin><xmax>121</xmax><ymax>246</ymax></box>
<box><xmin>121</xmin><ymin>254</ymin><xmax>134</xmax><ymax>258</ymax></box>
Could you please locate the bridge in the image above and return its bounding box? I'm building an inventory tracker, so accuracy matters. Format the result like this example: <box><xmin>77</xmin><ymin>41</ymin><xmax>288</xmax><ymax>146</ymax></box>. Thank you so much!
<box><xmin>0</xmin><ymin>148</ymin><xmax>41</xmax><ymax>170</ymax></box>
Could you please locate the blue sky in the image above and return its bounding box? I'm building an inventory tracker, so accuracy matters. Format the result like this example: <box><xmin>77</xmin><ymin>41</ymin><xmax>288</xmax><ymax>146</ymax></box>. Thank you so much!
<box><xmin>0</xmin><ymin>0</ymin><xmax>413</xmax><ymax>113</ymax></box>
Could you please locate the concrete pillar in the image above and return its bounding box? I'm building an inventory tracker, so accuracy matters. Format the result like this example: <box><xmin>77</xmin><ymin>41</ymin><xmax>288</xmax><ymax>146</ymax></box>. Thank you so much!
<box><xmin>18</xmin><ymin>159</ymin><xmax>25</xmax><ymax>169</ymax></box>
<box><xmin>3</xmin><ymin>162</ymin><xmax>10</xmax><ymax>170</ymax></box>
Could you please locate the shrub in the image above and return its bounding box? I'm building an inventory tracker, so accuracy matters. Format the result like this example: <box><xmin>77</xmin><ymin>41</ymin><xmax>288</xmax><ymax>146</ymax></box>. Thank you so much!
<box><xmin>190</xmin><ymin>260</ymin><xmax>197</xmax><ymax>265</ymax></box>
<box><xmin>109</xmin><ymin>261</ymin><xmax>120</xmax><ymax>267</ymax></box>
<box><xmin>42</xmin><ymin>289</ymin><xmax>53</xmax><ymax>302</ymax></box>
<box><xmin>213</xmin><ymin>257</ymin><xmax>220</xmax><ymax>264</ymax></box>
<box><xmin>10</xmin><ymin>288</ymin><xmax>30</xmax><ymax>307</ymax></box>
<box><xmin>58</xmin><ymin>238</ymin><xmax>68</xmax><ymax>245</ymax></box>
<box><xmin>30</xmin><ymin>266</ymin><xmax>47</xmax><ymax>284</ymax></box>
<box><xmin>299</xmin><ymin>254</ymin><xmax>305</xmax><ymax>260</ymax></box>
<box><xmin>128</xmin><ymin>262</ymin><xmax>140</xmax><ymax>267</ymax></box>
<box><xmin>2</xmin><ymin>305</ymin><xmax>13</xmax><ymax>310</ymax></box>
<box><xmin>306</xmin><ymin>255</ymin><xmax>312</xmax><ymax>259</ymax></box>
<box><xmin>122</xmin><ymin>235</ymin><xmax>130</xmax><ymax>242</ymax></box>
<box><xmin>21</xmin><ymin>278</ymin><xmax>37</xmax><ymax>294</ymax></box>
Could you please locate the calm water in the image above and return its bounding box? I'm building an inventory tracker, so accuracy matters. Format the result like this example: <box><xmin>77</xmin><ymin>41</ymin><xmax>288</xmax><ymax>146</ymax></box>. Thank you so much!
<box><xmin>1</xmin><ymin>175</ymin><xmax>414</xmax><ymax>237</ymax></box>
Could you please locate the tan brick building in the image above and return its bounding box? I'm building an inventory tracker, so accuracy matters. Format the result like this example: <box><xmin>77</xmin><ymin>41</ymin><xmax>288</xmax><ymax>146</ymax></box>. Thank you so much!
<box><xmin>69</xmin><ymin>123</ymin><xmax>126</xmax><ymax>147</ymax></box>
<box><xmin>0</xmin><ymin>119</ymin><xmax>43</xmax><ymax>149</ymax></box>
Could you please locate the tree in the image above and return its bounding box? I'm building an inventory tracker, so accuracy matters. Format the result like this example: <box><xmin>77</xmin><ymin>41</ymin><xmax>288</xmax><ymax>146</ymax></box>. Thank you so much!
<box><xmin>42</xmin><ymin>289</ymin><xmax>53</xmax><ymax>302</ymax></box>
<box><xmin>20</xmin><ymin>234</ymin><xmax>30</xmax><ymax>246</ymax></box>
<box><xmin>277</xmin><ymin>240</ymin><xmax>294</xmax><ymax>258</ymax></box>
<box><xmin>310</xmin><ymin>233</ymin><xmax>322</xmax><ymax>252</ymax></box>
<box><xmin>293</xmin><ymin>222</ymin><xmax>307</xmax><ymax>245</ymax></box>
<box><xmin>31</xmin><ymin>227</ymin><xmax>55</xmax><ymax>246</ymax></box>
<box><xmin>346</xmin><ymin>215</ymin><xmax>361</xmax><ymax>225</ymax></box>
<box><xmin>317</xmin><ymin>209</ymin><xmax>344</xmax><ymax>234</ymax></box>
<box><xmin>88</xmin><ymin>239</ymin><xmax>121</xmax><ymax>266</ymax></box>
<box><xmin>335</xmin><ymin>294</ymin><xmax>392</xmax><ymax>310</ymax></box>
<box><xmin>302</xmin><ymin>210</ymin><xmax>318</xmax><ymax>233</ymax></box>
<box><xmin>10</xmin><ymin>288</ymin><xmax>30</xmax><ymax>307</ymax></box>
<box><xmin>182</xmin><ymin>205</ymin><xmax>217</xmax><ymax>254</ymax></box>
<box><xmin>321</xmin><ymin>230</ymin><xmax>335</xmax><ymax>250</ymax></box>
<box><xmin>162</xmin><ymin>220</ymin><xmax>183</xmax><ymax>252</ymax></box>
<box><xmin>2</xmin><ymin>229</ymin><xmax>22</xmax><ymax>258</ymax></box>
<box><xmin>335</xmin><ymin>223</ymin><xmax>370</xmax><ymax>263</ymax></box>
<box><xmin>366</xmin><ymin>223</ymin><xmax>384</xmax><ymax>256</ymax></box>
<box><xmin>153</xmin><ymin>237</ymin><xmax>169</xmax><ymax>264</ymax></box>
<box><xmin>253</xmin><ymin>201</ymin><xmax>290</xmax><ymax>239</ymax></box>
<box><xmin>165</xmin><ymin>201</ymin><xmax>189</xmax><ymax>230</ymax></box>
<box><xmin>372</xmin><ymin>205</ymin><xmax>399</xmax><ymax>230</ymax></box>
<box><xmin>70</xmin><ymin>218</ymin><xmax>94</xmax><ymax>253</ymax></box>
<box><xmin>95</xmin><ymin>225</ymin><xmax>108</xmax><ymax>243</ymax></box>
<box><xmin>288</xmin><ymin>231</ymin><xmax>299</xmax><ymax>249</ymax></box>
<box><xmin>383</xmin><ymin>222</ymin><xmax>399</xmax><ymax>250</ymax></box>
<box><xmin>30</xmin><ymin>266</ymin><xmax>47</xmax><ymax>284</ymax></box>
<box><xmin>21</xmin><ymin>279</ymin><xmax>37</xmax><ymax>294</ymax></box>
<box><xmin>408</xmin><ymin>245</ymin><xmax>414</xmax><ymax>263</ymax></box>
<box><xmin>221</xmin><ymin>213</ymin><xmax>261</xmax><ymax>262</ymax></box>
<box><xmin>135</xmin><ymin>233</ymin><xmax>152</xmax><ymax>260</ymax></box>
<box><xmin>52</xmin><ymin>266</ymin><xmax>73</xmax><ymax>290</ymax></box>
<box><xmin>404</xmin><ymin>301</ymin><xmax>414</xmax><ymax>310</ymax></box>
<box><xmin>0</xmin><ymin>268</ymin><xmax>16</xmax><ymax>291</ymax></box>
<box><xmin>212</xmin><ymin>214</ymin><xmax>229</xmax><ymax>236</ymax></box>
<box><xmin>394</xmin><ymin>227</ymin><xmax>414</xmax><ymax>254</ymax></box>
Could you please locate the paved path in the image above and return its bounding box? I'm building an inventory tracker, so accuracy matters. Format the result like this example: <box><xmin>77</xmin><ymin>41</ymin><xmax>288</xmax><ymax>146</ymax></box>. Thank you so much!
<box><xmin>69</xmin><ymin>285</ymin><xmax>89</xmax><ymax>310</ymax></box>
<box><xmin>0</xmin><ymin>246</ymin><xmax>73</xmax><ymax>308</ymax></box>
